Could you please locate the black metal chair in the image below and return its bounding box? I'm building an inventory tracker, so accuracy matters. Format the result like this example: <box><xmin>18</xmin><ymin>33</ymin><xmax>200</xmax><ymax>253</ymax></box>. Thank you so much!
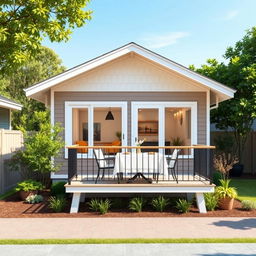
<box><xmin>93</xmin><ymin>149</ymin><xmax>115</xmax><ymax>184</ymax></box>
<box><xmin>168</xmin><ymin>149</ymin><xmax>180</xmax><ymax>183</ymax></box>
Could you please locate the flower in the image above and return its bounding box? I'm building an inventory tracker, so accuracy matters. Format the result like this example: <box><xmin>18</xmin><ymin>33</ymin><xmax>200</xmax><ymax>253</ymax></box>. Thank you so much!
<box><xmin>135</xmin><ymin>138</ymin><xmax>146</xmax><ymax>146</ymax></box>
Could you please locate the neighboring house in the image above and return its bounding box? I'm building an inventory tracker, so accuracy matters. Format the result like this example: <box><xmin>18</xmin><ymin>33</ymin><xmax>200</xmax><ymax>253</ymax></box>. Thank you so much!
<box><xmin>0</xmin><ymin>95</ymin><xmax>22</xmax><ymax>129</ymax></box>
<box><xmin>0</xmin><ymin>95</ymin><xmax>22</xmax><ymax>194</ymax></box>
<box><xmin>25</xmin><ymin>43</ymin><xmax>235</xmax><ymax>213</ymax></box>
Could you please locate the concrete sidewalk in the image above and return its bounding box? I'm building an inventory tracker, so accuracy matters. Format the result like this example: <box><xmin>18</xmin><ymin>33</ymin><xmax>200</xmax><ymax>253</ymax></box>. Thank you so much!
<box><xmin>0</xmin><ymin>217</ymin><xmax>256</xmax><ymax>239</ymax></box>
<box><xmin>1</xmin><ymin>244</ymin><xmax>256</xmax><ymax>256</ymax></box>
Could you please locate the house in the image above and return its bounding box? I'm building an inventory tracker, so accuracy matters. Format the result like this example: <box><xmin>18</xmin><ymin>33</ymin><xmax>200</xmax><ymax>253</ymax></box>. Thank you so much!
<box><xmin>25</xmin><ymin>42</ymin><xmax>235</xmax><ymax>213</ymax></box>
<box><xmin>0</xmin><ymin>95</ymin><xmax>22</xmax><ymax>194</ymax></box>
<box><xmin>0</xmin><ymin>95</ymin><xmax>22</xmax><ymax>129</ymax></box>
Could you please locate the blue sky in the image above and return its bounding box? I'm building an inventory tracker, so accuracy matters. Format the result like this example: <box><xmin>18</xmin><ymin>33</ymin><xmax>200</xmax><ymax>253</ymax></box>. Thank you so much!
<box><xmin>43</xmin><ymin>0</ymin><xmax>256</xmax><ymax>69</ymax></box>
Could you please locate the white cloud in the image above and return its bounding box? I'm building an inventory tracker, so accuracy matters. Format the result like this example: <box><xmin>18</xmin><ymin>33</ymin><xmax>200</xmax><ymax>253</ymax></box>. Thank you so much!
<box><xmin>140</xmin><ymin>32</ymin><xmax>189</xmax><ymax>49</ymax></box>
<box><xmin>224</xmin><ymin>10</ymin><xmax>239</xmax><ymax>20</ymax></box>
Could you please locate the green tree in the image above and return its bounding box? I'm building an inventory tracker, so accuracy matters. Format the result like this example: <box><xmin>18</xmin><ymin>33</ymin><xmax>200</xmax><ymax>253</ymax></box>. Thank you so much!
<box><xmin>190</xmin><ymin>27</ymin><xmax>256</xmax><ymax>162</ymax></box>
<box><xmin>0</xmin><ymin>46</ymin><xmax>65</xmax><ymax>130</ymax></box>
<box><xmin>13</xmin><ymin>111</ymin><xmax>64</xmax><ymax>186</ymax></box>
<box><xmin>0</xmin><ymin>0</ymin><xmax>92</xmax><ymax>73</ymax></box>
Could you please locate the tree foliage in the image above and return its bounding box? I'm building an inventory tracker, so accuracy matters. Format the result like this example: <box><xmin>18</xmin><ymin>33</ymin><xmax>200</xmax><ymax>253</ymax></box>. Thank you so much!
<box><xmin>0</xmin><ymin>0</ymin><xmax>92</xmax><ymax>73</ymax></box>
<box><xmin>190</xmin><ymin>27</ymin><xmax>256</xmax><ymax>162</ymax></box>
<box><xmin>0</xmin><ymin>46</ymin><xmax>65</xmax><ymax>130</ymax></box>
<box><xmin>13</xmin><ymin>111</ymin><xmax>64</xmax><ymax>186</ymax></box>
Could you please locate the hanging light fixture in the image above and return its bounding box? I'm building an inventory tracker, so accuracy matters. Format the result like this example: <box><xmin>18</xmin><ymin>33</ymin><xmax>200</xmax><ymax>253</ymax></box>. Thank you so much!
<box><xmin>105</xmin><ymin>108</ymin><xmax>114</xmax><ymax>120</ymax></box>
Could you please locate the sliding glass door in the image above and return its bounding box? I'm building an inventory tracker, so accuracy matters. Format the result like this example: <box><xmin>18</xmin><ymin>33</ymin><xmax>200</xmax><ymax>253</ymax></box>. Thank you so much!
<box><xmin>131</xmin><ymin>102</ymin><xmax>197</xmax><ymax>155</ymax></box>
<box><xmin>65</xmin><ymin>102</ymin><xmax>127</xmax><ymax>157</ymax></box>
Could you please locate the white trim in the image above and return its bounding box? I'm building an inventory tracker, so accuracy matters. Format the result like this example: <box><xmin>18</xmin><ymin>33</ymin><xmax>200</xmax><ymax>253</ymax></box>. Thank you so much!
<box><xmin>65</xmin><ymin>101</ymin><xmax>128</xmax><ymax>158</ymax></box>
<box><xmin>131</xmin><ymin>101</ymin><xmax>198</xmax><ymax>152</ymax></box>
<box><xmin>51</xmin><ymin>173</ymin><xmax>68</xmax><ymax>179</ymax></box>
<box><xmin>9</xmin><ymin>109</ymin><xmax>11</xmax><ymax>130</ymax></box>
<box><xmin>25</xmin><ymin>43</ymin><xmax>235</xmax><ymax>100</ymax></box>
<box><xmin>0</xmin><ymin>99</ymin><xmax>22</xmax><ymax>111</ymax></box>
<box><xmin>50</xmin><ymin>89</ymin><xmax>54</xmax><ymax>126</ymax></box>
<box><xmin>206</xmin><ymin>90</ymin><xmax>210</xmax><ymax>146</ymax></box>
<box><xmin>65</xmin><ymin>185</ymin><xmax>214</xmax><ymax>194</ymax></box>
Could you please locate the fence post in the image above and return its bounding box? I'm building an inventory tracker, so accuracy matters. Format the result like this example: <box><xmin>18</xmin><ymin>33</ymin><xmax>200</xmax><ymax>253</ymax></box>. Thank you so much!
<box><xmin>68</xmin><ymin>148</ymin><xmax>77</xmax><ymax>185</ymax></box>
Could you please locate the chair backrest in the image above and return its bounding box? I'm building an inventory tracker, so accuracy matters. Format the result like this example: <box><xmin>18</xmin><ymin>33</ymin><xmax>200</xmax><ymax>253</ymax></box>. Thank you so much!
<box><xmin>93</xmin><ymin>149</ymin><xmax>107</xmax><ymax>168</ymax></box>
<box><xmin>168</xmin><ymin>149</ymin><xmax>180</xmax><ymax>169</ymax></box>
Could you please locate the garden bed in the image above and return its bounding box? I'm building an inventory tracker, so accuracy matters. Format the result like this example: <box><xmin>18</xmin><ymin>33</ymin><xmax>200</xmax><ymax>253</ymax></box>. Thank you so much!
<box><xmin>0</xmin><ymin>191</ymin><xmax>255</xmax><ymax>218</ymax></box>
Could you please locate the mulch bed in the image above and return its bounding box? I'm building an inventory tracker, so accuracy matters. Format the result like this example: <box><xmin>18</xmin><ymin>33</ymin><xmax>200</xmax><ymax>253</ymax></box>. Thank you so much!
<box><xmin>0</xmin><ymin>191</ymin><xmax>255</xmax><ymax>218</ymax></box>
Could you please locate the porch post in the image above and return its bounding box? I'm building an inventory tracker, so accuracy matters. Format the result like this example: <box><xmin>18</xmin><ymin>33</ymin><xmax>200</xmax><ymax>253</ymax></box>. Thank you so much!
<box><xmin>70</xmin><ymin>193</ymin><xmax>81</xmax><ymax>213</ymax></box>
<box><xmin>196</xmin><ymin>193</ymin><xmax>207</xmax><ymax>213</ymax></box>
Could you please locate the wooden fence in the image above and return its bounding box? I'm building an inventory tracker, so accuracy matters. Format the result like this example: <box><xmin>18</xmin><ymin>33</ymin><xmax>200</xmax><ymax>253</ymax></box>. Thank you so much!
<box><xmin>211</xmin><ymin>131</ymin><xmax>256</xmax><ymax>175</ymax></box>
<box><xmin>0</xmin><ymin>130</ymin><xmax>23</xmax><ymax>194</ymax></box>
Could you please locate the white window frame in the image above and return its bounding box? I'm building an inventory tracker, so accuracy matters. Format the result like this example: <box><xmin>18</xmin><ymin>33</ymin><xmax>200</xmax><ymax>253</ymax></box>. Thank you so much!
<box><xmin>131</xmin><ymin>101</ymin><xmax>198</xmax><ymax>158</ymax></box>
<box><xmin>65</xmin><ymin>101</ymin><xmax>128</xmax><ymax>158</ymax></box>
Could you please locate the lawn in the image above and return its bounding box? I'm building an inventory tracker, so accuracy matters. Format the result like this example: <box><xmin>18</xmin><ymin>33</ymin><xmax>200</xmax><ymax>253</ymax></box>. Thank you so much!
<box><xmin>230</xmin><ymin>179</ymin><xmax>256</xmax><ymax>201</ymax></box>
<box><xmin>0</xmin><ymin>238</ymin><xmax>256</xmax><ymax>244</ymax></box>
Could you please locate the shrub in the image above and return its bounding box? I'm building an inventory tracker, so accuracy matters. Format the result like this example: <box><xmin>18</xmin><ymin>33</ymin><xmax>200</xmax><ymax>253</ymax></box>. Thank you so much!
<box><xmin>88</xmin><ymin>198</ymin><xmax>100</xmax><ymax>212</ymax></box>
<box><xmin>98</xmin><ymin>199</ymin><xmax>111</xmax><ymax>215</ymax></box>
<box><xmin>175</xmin><ymin>199</ymin><xmax>191</xmax><ymax>213</ymax></box>
<box><xmin>12</xmin><ymin>111</ymin><xmax>64</xmax><ymax>187</ymax></box>
<box><xmin>216</xmin><ymin>179</ymin><xmax>237</xmax><ymax>199</ymax></box>
<box><xmin>25</xmin><ymin>194</ymin><xmax>43</xmax><ymax>204</ymax></box>
<box><xmin>15</xmin><ymin>179</ymin><xmax>44</xmax><ymax>192</ymax></box>
<box><xmin>151</xmin><ymin>196</ymin><xmax>170</xmax><ymax>212</ymax></box>
<box><xmin>129</xmin><ymin>197</ymin><xmax>145</xmax><ymax>212</ymax></box>
<box><xmin>51</xmin><ymin>181</ymin><xmax>66</xmax><ymax>196</ymax></box>
<box><xmin>48</xmin><ymin>196</ymin><xmax>67</xmax><ymax>213</ymax></box>
<box><xmin>241</xmin><ymin>200</ymin><xmax>256</xmax><ymax>211</ymax></box>
<box><xmin>204</xmin><ymin>193</ymin><xmax>219</xmax><ymax>211</ymax></box>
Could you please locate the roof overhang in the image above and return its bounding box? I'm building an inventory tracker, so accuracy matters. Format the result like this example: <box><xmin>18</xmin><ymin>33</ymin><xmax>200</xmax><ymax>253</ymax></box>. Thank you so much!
<box><xmin>25</xmin><ymin>42</ymin><xmax>236</xmax><ymax>102</ymax></box>
<box><xmin>0</xmin><ymin>98</ymin><xmax>22</xmax><ymax>111</ymax></box>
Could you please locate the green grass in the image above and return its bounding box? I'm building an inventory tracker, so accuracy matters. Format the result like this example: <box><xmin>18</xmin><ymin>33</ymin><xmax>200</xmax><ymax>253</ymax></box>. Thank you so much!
<box><xmin>0</xmin><ymin>188</ymin><xmax>16</xmax><ymax>200</ymax></box>
<box><xmin>230</xmin><ymin>179</ymin><xmax>256</xmax><ymax>201</ymax></box>
<box><xmin>0</xmin><ymin>238</ymin><xmax>256</xmax><ymax>244</ymax></box>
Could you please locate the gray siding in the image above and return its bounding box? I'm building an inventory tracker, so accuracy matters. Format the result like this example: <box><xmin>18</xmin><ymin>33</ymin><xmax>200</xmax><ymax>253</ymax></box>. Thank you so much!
<box><xmin>54</xmin><ymin>91</ymin><xmax>207</xmax><ymax>175</ymax></box>
<box><xmin>0</xmin><ymin>107</ymin><xmax>10</xmax><ymax>129</ymax></box>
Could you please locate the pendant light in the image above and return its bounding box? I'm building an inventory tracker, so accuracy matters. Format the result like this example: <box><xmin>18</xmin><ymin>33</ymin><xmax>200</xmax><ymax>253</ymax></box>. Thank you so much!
<box><xmin>105</xmin><ymin>108</ymin><xmax>114</xmax><ymax>120</ymax></box>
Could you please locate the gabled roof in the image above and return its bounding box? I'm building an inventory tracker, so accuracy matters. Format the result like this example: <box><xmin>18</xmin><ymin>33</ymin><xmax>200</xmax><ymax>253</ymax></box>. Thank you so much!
<box><xmin>24</xmin><ymin>42</ymin><xmax>236</xmax><ymax>100</ymax></box>
<box><xmin>0</xmin><ymin>95</ymin><xmax>22</xmax><ymax>111</ymax></box>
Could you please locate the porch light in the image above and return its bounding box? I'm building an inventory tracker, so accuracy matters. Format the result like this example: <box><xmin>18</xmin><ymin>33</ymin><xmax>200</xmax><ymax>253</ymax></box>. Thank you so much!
<box><xmin>105</xmin><ymin>108</ymin><xmax>114</xmax><ymax>120</ymax></box>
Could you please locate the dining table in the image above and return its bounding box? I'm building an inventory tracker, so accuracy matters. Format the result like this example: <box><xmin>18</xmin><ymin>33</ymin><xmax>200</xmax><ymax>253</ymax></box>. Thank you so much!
<box><xmin>113</xmin><ymin>151</ymin><xmax>169</xmax><ymax>182</ymax></box>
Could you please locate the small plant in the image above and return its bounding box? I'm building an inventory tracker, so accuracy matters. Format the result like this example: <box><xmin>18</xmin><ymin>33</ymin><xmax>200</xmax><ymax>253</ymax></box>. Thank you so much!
<box><xmin>213</xmin><ymin>153</ymin><xmax>238</xmax><ymax>180</ymax></box>
<box><xmin>129</xmin><ymin>197</ymin><xmax>145</xmax><ymax>212</ymax></box>
<box><xmin>15</xmin><ymin>179</ymin><xmax>44</xmax><ymax>192</ymax></box>
<box><xmin>204</xmin><ymin>193</ymin><xmax>219</xmax><ymax>211</ymax></box>
<box><xmin>48</xmin><ymin>196</ymin><xmax>67</xmax><ymax>213</ymax></box>
<box><xmin>88</xmin><ymin>198</ymin><xmax>100</xmax><ymax>212</ymax></box>
<box><xmin>151</xmin><ymin>196</ymin><xmax>170</xmax><ymax>212</ymax></box>
<box><xmin>97</xmin><ymin>199</ymin><xmax>111</xmax><ymax>215</ymax></box>
<box><xmin>25</xmin><ymin>194</ymin><xmax>43</xmax><ymax>204</ymax></box>
<box><xmin>175</xmin><ymin>199</ymin><xmax>191</xmax><ymax>213</ymax></box>
<box><xmin>215</xmin><ymin>179</ymin><xmax>237</xmax><ymax>199</ymax></box>
<box><xmin>51</xmin><ymin>181</ymin><xmax>66</xmax><ymax>196</ymax></box>
<box><xmin>241</xmin><ymin>200</ymin><xmax>256</xmax><ymax>211</ymax></box>
<box><xmin>171</xmin><ymin>137</ymin><xmax>184</xmax><ymax>146</ymax></box>
<box><xmin>115</xmin><ymin>131</ymin><xmax>122</xmax><ymax>141</ymax></box>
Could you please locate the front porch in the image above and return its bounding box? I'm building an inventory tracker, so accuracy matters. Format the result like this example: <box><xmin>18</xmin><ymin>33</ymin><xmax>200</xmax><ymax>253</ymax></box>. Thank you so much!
<box><xmin>65</xmin><ymin>145</ymin><xmax>215</xmax><ymax>213</ymax></box>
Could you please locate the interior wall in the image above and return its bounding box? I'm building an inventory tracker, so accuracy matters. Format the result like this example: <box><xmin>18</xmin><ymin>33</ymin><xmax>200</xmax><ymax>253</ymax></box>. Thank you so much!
<box><xmin>78</xmin><ymin>109</ymin><xmax>121</xmax><ymax>142</ymax></box>
<box><xmin>165</xmin><ymin>108</ymin><xmax>191</xmax><ymax>145</ymax></box>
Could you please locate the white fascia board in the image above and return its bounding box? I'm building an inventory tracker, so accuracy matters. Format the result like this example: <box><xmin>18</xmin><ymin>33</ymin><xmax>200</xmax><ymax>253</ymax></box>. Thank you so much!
<box><xmin>25</xmin><ymin>42</ymin><xmax>235</xmax><ymax>99</ymax></box>
<box><xmin>0</xmin><ymin>99</ymin><xmax>22</xmax><ymax>111</ymax></box>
